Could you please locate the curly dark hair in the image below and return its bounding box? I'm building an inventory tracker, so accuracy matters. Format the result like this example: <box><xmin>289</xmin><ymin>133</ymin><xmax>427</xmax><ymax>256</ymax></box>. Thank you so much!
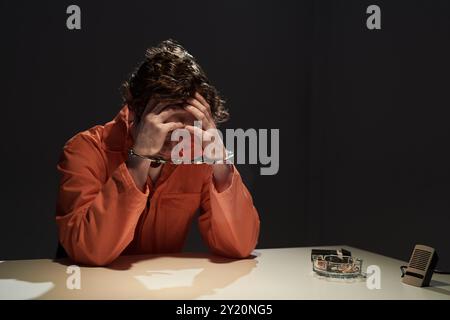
<box><xmin>121</xmin><ymin>39</ymin><xmax>229</xmax><ymax>124</ymax></box>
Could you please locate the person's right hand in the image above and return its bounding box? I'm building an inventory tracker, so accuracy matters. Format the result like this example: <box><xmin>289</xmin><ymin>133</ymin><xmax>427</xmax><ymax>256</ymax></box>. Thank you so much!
<box><xmin>132</xmin><ymin>99</ymin><xmax>186</xmax><ymax>157</ymax></box>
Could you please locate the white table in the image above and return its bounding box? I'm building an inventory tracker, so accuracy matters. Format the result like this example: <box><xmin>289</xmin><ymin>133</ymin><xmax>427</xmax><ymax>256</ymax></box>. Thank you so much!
<box><xmin>1</xmin><ymin>246</ymin><xmax>449</xmax><ymax>299</ymax></box>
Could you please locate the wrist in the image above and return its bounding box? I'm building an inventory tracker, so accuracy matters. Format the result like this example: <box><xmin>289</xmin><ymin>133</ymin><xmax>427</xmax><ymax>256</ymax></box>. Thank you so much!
<box><xmin>212</xmin><ymin>164</ymin><xmax>233</xmax><ymax>192</ymax></box>
<box><xmin>125</xmin><ymin>154</ymin><xmax>151</xmax><ymax>192</ymax></box>
<box><xmin>128</xmin><ymin>148</ymin><xmax>165</xmax><ymax>168</ymax></box>
<box><xmin>126</xmin><ymin>152</ymin><xmax>151</xmax><ymax>170</ymax></box>
<box><xmin>130</xmin><ymin>146</ymin><xmax>158</xmax><ymax>158</ymax></box>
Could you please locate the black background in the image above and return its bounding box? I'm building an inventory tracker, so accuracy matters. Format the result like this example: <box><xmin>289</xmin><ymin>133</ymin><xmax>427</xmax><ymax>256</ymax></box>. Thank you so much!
<box><xmin>0</xmin><ymin>0</ymin><xmax>449</xmax><ymax>270</ymax></box>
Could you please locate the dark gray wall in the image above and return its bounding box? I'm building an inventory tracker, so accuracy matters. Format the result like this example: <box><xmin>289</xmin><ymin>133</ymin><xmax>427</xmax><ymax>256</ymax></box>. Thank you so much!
<box><xmin>308</xmin><ymin>0</ymin><xmax>450</xmax><ymax>269</ymax></box>
<box><xmin>0</xmin><ymin>0</ymin><xmax>449</xmax><ymax>270</ymax></box>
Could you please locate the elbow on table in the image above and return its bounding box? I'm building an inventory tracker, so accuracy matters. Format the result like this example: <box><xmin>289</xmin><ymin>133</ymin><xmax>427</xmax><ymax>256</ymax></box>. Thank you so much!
<box><xmin>212</xmin><ymin>241</ymin><xmax>257</xmax><ymax>259</ymax></box>
<box><xmin>80</xmin><ymin>255</ymin><xmax>116</xmax><ymax>267</ymax></box>
<box><xmin>62</xmin><ymin>244</ymin><xmax>119</xmax><ymax>267</ymax></box>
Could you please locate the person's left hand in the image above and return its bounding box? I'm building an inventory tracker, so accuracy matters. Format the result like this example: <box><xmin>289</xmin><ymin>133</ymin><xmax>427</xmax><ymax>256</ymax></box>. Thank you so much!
<box><xmin>183</xmin><ymin>92</ymin><xmax>226</xmax><ymax>162</ymax></box>
<box><xmin>184</xmin><ymin>92</ymin><xmax>233</xmax><ymax>191</ymax></box>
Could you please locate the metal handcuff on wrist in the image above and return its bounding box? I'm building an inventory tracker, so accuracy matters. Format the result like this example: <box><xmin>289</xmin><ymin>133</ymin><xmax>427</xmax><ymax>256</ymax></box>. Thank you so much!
<box><xmin>128</xmin><ymin>149</ymin><xmax>234</xmax><ymax>168</ymax></box>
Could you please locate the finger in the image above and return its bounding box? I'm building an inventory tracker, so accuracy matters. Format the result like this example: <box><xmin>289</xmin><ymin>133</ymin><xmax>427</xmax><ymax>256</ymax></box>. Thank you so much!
<box><xmin>194</xmin><ymin>92</ymin><xmax>211</xmax><ymax>110</ymax></box>
<box><xmin>185</xmin><ymin>125</ymin><xmax>214</xmax><ymax>141</ymax></box>
<box><xmin>184</xmin><ymin>105</ymin><xmax>212</xmax><ymax>128</ymax></box>
<box><xmin>187</xmin><ymin>96</ymin><xmax>211</xmax><ymax>117</ymax></box>
<box><xmin>142</xmin><ymin>98</ymin><xmax>158</xmax><ymax>117</ymax></box>
<box><xmin>157</xmin><ymin>107</ymin><xmax>188</xmax><ymax>122</ymax></box>
<box><xmin>151</xmin><ymin>102</ymin><xmax>169</xmax><ymax>115</ymax></box>
<box><xmin>161</xmin><ymin>121</ymin><xmax>185</xmax><ymax>132</ymax></box>
<box><xmin>149</xmin><ymin>99</ymin><xmax>184</xmax><ymax>117</ymax></box>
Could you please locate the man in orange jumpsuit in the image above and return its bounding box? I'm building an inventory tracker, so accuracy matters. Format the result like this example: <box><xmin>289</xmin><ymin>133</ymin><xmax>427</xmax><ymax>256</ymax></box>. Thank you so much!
<box><xmin>55</xmin><ymin>40</ymin><xmax>260</xmax><ymax>266</ymax></box>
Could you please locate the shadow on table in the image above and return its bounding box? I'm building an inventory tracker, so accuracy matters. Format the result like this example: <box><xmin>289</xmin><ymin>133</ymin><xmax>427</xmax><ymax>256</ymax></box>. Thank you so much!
<box><xmin>424</xmin><ymin>279</ymin><xmax>450</xmax><ymax>297</ymax></box>
<box><xmin>0</xmin><ymin>252</ymin><xmax>258</xmax><ymax>299</ymax></box>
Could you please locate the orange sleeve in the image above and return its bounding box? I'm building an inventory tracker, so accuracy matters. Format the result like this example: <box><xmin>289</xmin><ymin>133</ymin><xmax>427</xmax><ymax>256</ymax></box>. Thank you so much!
<box><xmin>198</xmin><ymin>166</ymin><xmax>260</xmax><ymax>258</ymax></box>
<box><xmin>56</xmin><ymin>133</ymin><xmax>148</xmax><ymax>266</ymax></box>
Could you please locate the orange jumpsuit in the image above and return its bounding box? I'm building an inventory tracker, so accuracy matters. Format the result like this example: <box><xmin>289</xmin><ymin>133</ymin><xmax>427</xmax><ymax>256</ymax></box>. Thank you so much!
<box><xmin>56</xmin><ymin>106</ymin><xmax>260</xmax><ymax>266</ymax></box>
